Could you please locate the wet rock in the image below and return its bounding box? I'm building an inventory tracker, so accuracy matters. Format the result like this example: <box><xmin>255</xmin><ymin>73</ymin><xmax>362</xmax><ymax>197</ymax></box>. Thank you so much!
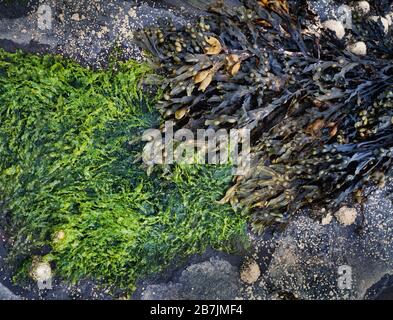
<box><xmin>141</xmin><ymin>282</ymin><xmax>183</xmax><ymax>300</ymax></box>
<box><xmin>0</xmin><ymin>0</ymin><xmax>39</xmax><ymax>19</ymax></box>
<box><xmin>365</xmin><ymin>273</ymin><xmax>393</xmax><ymax>299</ymax></box>
<box><xmin>0</xmin><ymin>284</ymin><xmax>20</xmax><ymax>300</ymax></box>
<box><xmin>259</xmin><ymin>180</ymin><xmax>393</xmax><ymax>299</ymax></box>
<box><xmin>322</xmin><ymin>20</ymin><xmax>346</xmax><ymax>39</ymax></box>
<box><xmin>141</xmin><ymin>257</ymin><xmax>241</xmax><ymax>300</ymax></box>
<box><xmin>179</xmin><ymin>258</ymin><xmax>241</xmax><ymax>299</ymax></box>
<box><xmin>308</xmin><ymin>0</ymin><xmax>339</xmax><ymax>21</ymax></box>
<box><xmin>0</xmin><ymin>0</ymin><xmax>196</xmax><ymax>68</ymax></box>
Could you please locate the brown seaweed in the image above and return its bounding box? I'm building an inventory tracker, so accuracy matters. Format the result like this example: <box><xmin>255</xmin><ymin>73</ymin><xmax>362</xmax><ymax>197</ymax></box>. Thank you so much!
<box><xmin>137</xmin><ymin>0</ymin><xmax>393</xmax><ymax>232</ymax></box>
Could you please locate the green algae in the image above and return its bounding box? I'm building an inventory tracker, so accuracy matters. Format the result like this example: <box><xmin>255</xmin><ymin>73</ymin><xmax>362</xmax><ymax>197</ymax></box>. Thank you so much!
<box><xmin>0</xmin><ymin>49</ymin><xmax>247</xmax><ymax>292</ymax></box>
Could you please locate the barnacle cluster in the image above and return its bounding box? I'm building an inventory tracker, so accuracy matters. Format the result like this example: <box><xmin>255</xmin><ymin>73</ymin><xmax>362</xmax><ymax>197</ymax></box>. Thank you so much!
<box><xmin>351</xmin><ymin>0</ymin><xmax>393</xmax><ymax>55</ymax></box>
<box><xmin>138</xmin><ymin>0</ymin><xmax>393</xmax><ymax>232</ymax></box>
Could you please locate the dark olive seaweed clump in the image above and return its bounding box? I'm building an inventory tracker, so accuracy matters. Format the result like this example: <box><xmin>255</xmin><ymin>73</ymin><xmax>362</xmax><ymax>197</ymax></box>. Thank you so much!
<box><xmin>138</xmin><ymin>0</ymin><xmax>393</xmax><ymax>232</ymax></box>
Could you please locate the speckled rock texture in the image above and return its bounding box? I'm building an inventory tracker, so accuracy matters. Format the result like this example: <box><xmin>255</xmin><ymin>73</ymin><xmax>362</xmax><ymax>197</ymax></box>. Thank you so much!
<box><xmin>0</xmin><ymin>0</ymin><xmax>197</xmax><ymax>67</ymax></box>
<box><xmin>137</xmin><ymin>180</ymin><xmax>393</xmax><ymax>300</ymax></box>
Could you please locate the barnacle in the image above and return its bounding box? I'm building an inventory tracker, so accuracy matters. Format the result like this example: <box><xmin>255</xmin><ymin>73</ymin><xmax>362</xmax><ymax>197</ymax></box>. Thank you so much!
<box><xmin>138</xmin><ymin>0</ymin><xmax>393</xmax><ymax>233</ymax></box>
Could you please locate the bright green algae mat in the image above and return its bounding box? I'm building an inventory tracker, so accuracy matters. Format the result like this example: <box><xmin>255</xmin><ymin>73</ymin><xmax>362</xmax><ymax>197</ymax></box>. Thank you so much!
<box><xmin>0</xmin><ymin>49</ymin><xmax>247</xmax><ymax>291</ymax></box>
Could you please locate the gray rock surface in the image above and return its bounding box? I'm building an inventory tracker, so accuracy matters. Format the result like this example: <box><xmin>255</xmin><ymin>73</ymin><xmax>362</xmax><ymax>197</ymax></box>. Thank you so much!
<box><xmin>141</xmin><ymin>258</ymin><xmax>242</xmax><ymax>300</ymax></box>
<box><xmin>259</xmin><ymin>186</ymin><xmax>393</xmax><ymax>300</ymax></box>
<box><xmin>0</xmin><ymin>0</ymin><xmax>196</xmax><ymax>67</ymax></box>
<box><xmin>308</xmin><ymin>0</ymin><xmax>349</xmax><ymax>22</ymax></box>
<box><xmin>0</xmin><ymin>283</ymin><xmax>19</xmax><ymax>300</ymax></box>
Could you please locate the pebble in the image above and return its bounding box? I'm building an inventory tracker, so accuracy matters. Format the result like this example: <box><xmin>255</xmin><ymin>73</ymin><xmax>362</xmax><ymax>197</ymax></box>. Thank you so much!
<box><xmin>71</xmin><ymin>13</ymin><xmax>86</xmax><ymax>22</ymax></box>
<box><xmin>347</xmin><ymin>41</ymin><xmax>367</xmax><ymax>56</ymax></box>
<box><xmin>71</xmin><ymin>13</ymin><xmax>81</xmax><ymax>21</ymax></box>
<box><xmin>322</xmin><ymin>20</ymin><xmax>346</xmax><ymax>39</ymax></box>
<box><xmin>240</xmin><ymin>259</ymin><xmax>261</xmax><ymax>284</ymax></box>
